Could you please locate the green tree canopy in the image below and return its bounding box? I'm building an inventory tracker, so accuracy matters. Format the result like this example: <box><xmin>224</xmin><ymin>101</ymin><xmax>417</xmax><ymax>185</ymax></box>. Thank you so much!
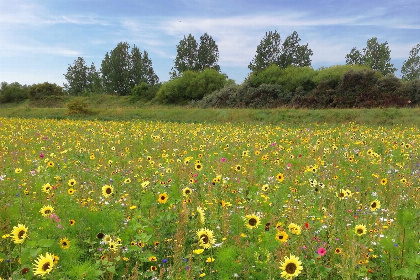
<box><xmin>401</xmin><ymin>44</ymin><xmax>420</xmax><ymax>81</ymax></box>
<box><xmin>64</xmin><ymin>57</ymin><xmax>100</xmax><ymax>95</ymax></box>
<box><xmin>171</xmin><ymin>33</ymin><xmax>220</xmax><ymax>77</ymax></box>
<box><xmin>345</xmin><ymin>37</ymin><xmax>396</xmax><ymax>75</ymax></box>
<box><xmin>248</xmin><ymin>30</ymin><xmax>313</xmax><ymax>72</ymax></box>
<box><xmin>101</xmin><ymin>42</ymin><xmax>158</xmax><ymax>95</ymax></box>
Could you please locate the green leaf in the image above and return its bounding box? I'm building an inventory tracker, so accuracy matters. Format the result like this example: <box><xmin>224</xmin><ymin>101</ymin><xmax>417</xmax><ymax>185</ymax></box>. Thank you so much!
<box><xmin>30</xmin><ymin>248</ymin><xmax>42</xmax><ymax>258</ymax></box>
<box><xmin>38</xmin><ymin>239</ymin><xmax>55</xmax><ymax>247</ymax></box>
<box><xmin>394</xmin><ymin>268</ymin><xmax>419</xmax><ymax>280</ymax></box>
<box><xmin>106</xmin><ymin>265</ymin><xmax>116</xmax><ymax>273</ymax></box>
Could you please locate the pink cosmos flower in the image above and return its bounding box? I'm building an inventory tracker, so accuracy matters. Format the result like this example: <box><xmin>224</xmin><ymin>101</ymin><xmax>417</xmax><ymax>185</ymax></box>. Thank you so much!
<box><xmin>317</xmin><ymin>247</ymin><xmax>326</xmax><ymax>256</ymax></box>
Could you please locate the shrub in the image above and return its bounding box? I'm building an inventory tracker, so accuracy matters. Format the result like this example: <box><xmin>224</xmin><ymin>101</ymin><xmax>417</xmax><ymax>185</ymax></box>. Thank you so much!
<box><xmin>28</xmin><ymin>82</ymin><xmax>63</xmax><ymax>100</ymax></box>
<box><xmin>374</xmin><ymin>74</ymin><xmax>406</xmax><ymax>107</ymax></box>
<box><xmin>335</xmin><ymin>69</ymin><xmax>381</xmax><ymax>108</ymax></box>
<box><xmin>239</xmin><ymin>84</ymin><xmax>292</xmax><ymax>108</ymax></box>
<box><xmin>398</xmin><ymin>79</ymin><xmax>420</xmax><ymax>105</ymax></box>
<box><xmin>155</xmin><ymin>69</ymin><xmax>228</xmax><ymax>104</ymax></box>
<box><xmin>196</xmin><ymin>84</ymin><xmax>241</xmax><ymax>108</ymax></box>
<box><xmin>0</xmin><ymin>82</ymin><xmax>29</xmax><ymax>103</ymax></box>
<box><xmin>66</xmin><ymin>98</ymin><xmax>93</xmax><ymax>115</ymax></box>
<box><xmin>131</xmin><ymin>82</ymin><xmax>160</xmax><ymax>102</ymax></box>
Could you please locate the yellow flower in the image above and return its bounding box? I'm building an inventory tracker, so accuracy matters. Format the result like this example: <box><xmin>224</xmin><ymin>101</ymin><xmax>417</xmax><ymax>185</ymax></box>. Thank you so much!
<box><xmin>68</xmin><ymin>179</ymin><xmax>76</xmax><ymax>187</ymax></box>
<box><xmin>288</xmin><ymin>223</ymin><xmax>301</xmax><ymax>235</ymax></box>
<box><xmin>276</xmin><ymin>173</ymin><xmax>284</xmax><ymax>182</ymax></box>
<box><xmin>193</xmin><ymin>249</ymin><xmax>204</xmax><ymax>254</ymax></box>
<box><xmin>369</xmin><ymin>200</ymin><xmax>381</xmax><ymax>211</ymax></box>
<box><xmin>275</xmin><ymin>231</ymin><xmax>289</xmax><ymax>243</ymax></box>
<box><xmin>59</xmin><ymin>238</ymin><xmax>70</xmax><ymax>249</ymax></box>
<box><xmin>355</xmin><ymin>224</ymin><xmax>367</xmax><ymax>236</ymax></box>
<box><xmin>40</xmin><ymin>205</ymin><xmax>54</xmax><ymax>217</ymax></box>
<box><xmin>206</xmin><ymin>257</ymin><xmax>215</xmax><ymax>263</ymax></box>
<box><xmin>10</xmin><ymin>224</ymin><xmax>28</xmax><ymax>244</ymax></box>
<box><xmin>244</xmin><ymin>214</ymin><xmax>261</xmax><ymax>229</ymax></box>
<box><xmin>102</xmin><ymin>185</ymin><xmax>114</xmax><ymax>197</ymax></box>
<box><xmin>33</xmin><ymin>252</ymin><xmax>54</xmax><ymax>276</ymax></box>
<box><xmin>280</xmin><ymin>254</ymin><xmax>303</xmax><ymax>279</ymax></box>
<box><xmin>197</xmin><ymin>228</ymin><xmax>216</xmax><ymax>249</ymax></box>
<box><xmin>157</xmin><ymin>193</ymin><xmax>168</xmax><ymax>204</ymax></box>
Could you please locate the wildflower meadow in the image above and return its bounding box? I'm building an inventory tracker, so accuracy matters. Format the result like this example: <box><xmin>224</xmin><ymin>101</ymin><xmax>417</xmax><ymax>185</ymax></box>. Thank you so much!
<box><xmin>0</xmin><ymin>117</ymin><xmax>419</xmax><ymax>279</ymax></box>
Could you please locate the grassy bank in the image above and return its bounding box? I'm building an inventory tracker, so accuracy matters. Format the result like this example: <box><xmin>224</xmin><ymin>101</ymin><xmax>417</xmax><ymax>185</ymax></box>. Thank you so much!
<box><xmin>0</xmin><ymin>96</ymin><xmax>419</xmax><ymax>125</ymax></box>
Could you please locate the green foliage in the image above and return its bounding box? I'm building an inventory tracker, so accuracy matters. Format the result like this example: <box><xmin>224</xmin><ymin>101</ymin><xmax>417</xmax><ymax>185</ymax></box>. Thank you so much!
<box><xmin>64</xmin><ymin>57</ymin><xmax>100</xmax><ymax>95</ymax></box>
<box><xmin>248</xmin><ymin>30</ymin><xmax>313</xmax><ymax>72</ymax></box>
<box><xmin>196</xmin><ymin>84</ymin><xmax>241</xmax><ymax>108</ymax></box>
<box><xmin>239</xmin><ymin>84</ymin><xmax>292</xmax><ymax>108</ymax></box>
<box><xmin>171</xmin><ymin>33</ymin><xmax>220</xmax><ymax>77</ymax></box>
<box><xmin>346</xmin><ymin>37</ymin><xmax>397</xmax><ymax>75</ymax></box>
<box><xmin>0</xmin><ymin>82</ymin><xmax>29</xmax><ymax>103</ymax></box>
<box><xmin>66</xmin><ymin>98</ymin><xmax>93</xmax><ymax>115</ymax></box>
<box><xmin>101</xmin><ymin>42</ymin><xmax>158</xmax><ymax>96</ymax></box>
<box><xmin>28</xmin><ymin>82</ymin><xmax>63</xmax><ymax>100</ymax></box>
<box><xmin>401</xmin><ymin>43</ymin><xmax>420</xmax><ymax>81</ymax></box>
<box><xmin>399</xmin><ymin>79</ymin><xmax>420</xmax><ymax>105</ymax></box>
<box><xmin>130</xmin><ymin>82</ymin><xmax>160</xmax><ymax>102</ymax></box>
<box><xmin>156</xmin><ymin>69</ymin><xmax>227</xmax><ymax>104</ymax></box>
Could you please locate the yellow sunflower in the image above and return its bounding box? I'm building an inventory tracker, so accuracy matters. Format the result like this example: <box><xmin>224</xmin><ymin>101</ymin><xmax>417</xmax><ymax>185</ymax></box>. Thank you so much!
<box><xmin>69</xmin><ymin>219</ymin><xmax>75</xmax><ymax>226</ymax></box>
<box><xmin>275</xmin><ymin>231</ymin><xmax>289</xmax><ymax>243</ymax></box>
<box><xmin>380</xmin><ymin>178</ymin><xmax>388</xmax><ymax>185</ymax></box>
<box><xmin>355</xmin><ymin>224</ymin><xmax>367</xmax><ymax>236</ymax></box>
<box><xmin>10</xmin><ymin>224</ymin><xmax>28</xmax><ymax>244</ymax></box>
<box><xmin>182</xmin><ymin>187</ymin><xmax>192</xmax><ymax>197</ymax></box>
<box><xmin>47</xmin><ymin>161</ymin><xmax>54</xmax><ymax>168</ymax></box>
<box><xmin>40</xmin><ymin>205</ymin><xmax>54</xmax><ymax>217</ymax></box>
<box><xmin>33</xmin><ymin>252</ymin><xmax>55</xmax><ymax>276</ymax></box>
<box><xmin>42</xmin><ymin>183</ymin><xmax>52</xmax><ymax>194</ymax></box>
<box><xmin>59</xmin><ymin>238</ymin><xmax>70</xmax><ymax>249</ymax></box>
<box><xmin>280</xmin><ymin>254</ymin><xmax>303</xmax><ymax>279</ymax></box>
<box><xmin>197</xmin><ymin>206</ymin><xmax>206</xmax><ymax>224</ymax></box>
<box><xmin>67</xmin><ymin>188</ymin><xmax>75</xmax><ymax>195</ymax></box>
<box><xmin>276</xmin><ymin>173</ymin><xmax>285</xmax><ymax>182</ymax></box>
<box><xmin>102</xmin><ymin>185</ymin><xmax>114</xmax><ymax>197</ymax></box>
<box><xmin>157</xmin><ymin>193</ymin><xmax>168</xmax><ymax>204</ymax></box>
<box><xmin>68</xmin><ymin>179</ymin><xmax>76</xmax><ymax>187</ymax></box>
<box><xmin>369</xmin><ymin>200</ymin><xmax>381</xmax><ymax>211</ymax></box>
<box><xmin>197</xmin><ymin>228</ymin><xmax>216</xmax><ymax>249</ymax></box>
<box><xmin>288</xmin><ymin>223</ymin><xmax>301</xmax><ymax>235</ymax></box>
<box><xmin>244</xmin><ymin>214</ymin><xmax>261</xmax><ymax>229</ymax></box>
<box><xmin>195</xmin><ymin>162</ymin><xmax>203</xmax><ymax>171</ymax></box>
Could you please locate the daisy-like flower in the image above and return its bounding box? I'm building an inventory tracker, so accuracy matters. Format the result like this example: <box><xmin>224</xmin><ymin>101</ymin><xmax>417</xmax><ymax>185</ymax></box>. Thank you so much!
<box><xmin>197</xmin><ymin>228</ymin><xmax>216</xmax><ymax>249</ymax></box>
<box><xmin>102</xmin><ymin>185</ymin><xmax>114</xmax><ymax>198</ymax></box>
<box><xmin>157</xmin><ymin>193</ymin><xmax>168</xmax><ymax>204</ymax></box>
<box><xmin>288</xmin><ymin>223</ymin><xmax>301</xmax><ymax>235</ymax></box>
<box><xmin>280</xmin><ymin>254</ymin><xmax>303</xmax><ymax>279</ymax></box>
<box><xmin>195</xmin><ymin>162</ymin><xmax>203</xmax><ymax>171</ymax></box>
<box><xmin>335</xmin><ymin>248</ymin><xmax>342</xmax><ymax>254</ymax></box>
<box><xmin>244</xmin><ymin>214</ymin><xmax>261</xmax><ymax>229</ymax></box>
<box><xmin>108</xmin><ymin>241</ymin><xmax>120</xmax><ymax>252</ymax></box>
<box><xmin>67</xmin><ymin>188</ymin><xmax>75</xmax><ymax>195</ymax></box>
<box><xmin>193</xmin><ymin>249</ymin><xmax>204</xmax><ymax>254</ymax></box>
<box><xmin>47</xmin><ymin>161</ymin><xmax>54</xmax><ymax>168</ymax></box>
<box><xmin>15</xmin><ymin>168</ymin><xmax>23</xmax><ymax>174</ymax></box>
<box><xmin>59</xmin><ymin>238</ymin><xmax>70</xmax><ymax>249</ymax></box>
<box><xmin>275</xmin><ymin>231</ymin><xmax>289</xmax><ymax>243</ymax></box>
<box><xmin>40</xmin><ymin>205</ymin><xmax>54</xmax><ymax>217</ymax></box>
<box><xmin>276</xmin><ymin>173</ymin><xmax>285</xmax><ymax>182</ymax></box>
<box><xmin>370</xmin><ymin>200</ymin><xmax>381</xmax><ymax>211</ymax></box>
<box><xmin>182</xmin><ymin>187</ymin><xmax>192</xmax><ymax>197</ymax></box>
<box><xmin>355</xmin><ymin>224</ymin><xmax>367</xmax><ymax>236</ymax></box>
<box><xmin>42</xmin><ymin>183</ymin><xmax>52</xmax><ymax>194</ymax></box>
<box><xmin>33</xmin><ymin>252</ymin><xmax>55</xmax><ymax>276</ymax></box>
<box><xmin>380</xmin><ymin>178</ymin><xmax>388</xmax><ymax>185</ymax></box>
<box><xmin>10</xmin><ymin>224</ymin><xmax>28</xmax><ymax>244</ymax></box>
<box><xmin>68</xmin><ymin>179</ymin><xmax>76</xmax><ymax>187</ymax></box>
<box><xmin>69</xmin><ymin>219</ymin><xmax>75</xmax><ymax>226</ymax></box>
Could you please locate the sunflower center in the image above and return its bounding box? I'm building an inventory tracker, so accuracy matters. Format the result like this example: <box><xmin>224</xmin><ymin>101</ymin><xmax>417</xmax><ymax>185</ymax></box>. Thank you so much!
<box><xmin>18</xmin><ymin>230</ymin><xmax>25</xmax><ymax>239</ymax></box>
<box><xmin>278</xmin><ymin>234</ymin><xmax>284</xmax><ymax>239</ymax></box>
<box><xmin>44</xmin><ymin>210</ymin><xmax>51</xmax><ymax>214</ymax></box>
<box><xmin>371</xmin><ymin>202</ymin><xmax>377</xmax><ymax>208</ymax></box>
<box><xmin>160</xmin><ymin>195</ymin><xmax>165</xmax><ymax>200</ymax></box>
<box><xmin>339</xmin><ymin>192</ymin><xmax>344</xmax><ymax>197</ymax></box>
<box><xmin>285</xmin><ymin>262</ymin><xmax>297</xmax><ymax>274</ymax></box>
<box><xmin>200</xmin><ymin>234</ymin><xmax>209</xmax><ymax>244</ymax></box>
<box><xmin>249</xmin><ymin>218</ymin><xmax>257</xmax><ymax>226</ymax></box>
<box><xmin>42</xmin><ymin>262</ymin><xmax>51</xmax><ymax>271</ymax></box>
<box><xmin>106</xmin><ymin>188</ymin><xmax>112</xmax><ymax>194</ymax></box>
<box><xmin>357</xmin><ymin>228</ymin><xmax>364</xmax><ymax>234</ymax></box>
<box><xmin>185</xmin><ymin>189</ymin><xmax>191</xmax><ymax>194</ymax></box>
<box><xmin>62</xmin><ymin>242</ymin><xmax>67</xmax><ymax>246</ymax></box>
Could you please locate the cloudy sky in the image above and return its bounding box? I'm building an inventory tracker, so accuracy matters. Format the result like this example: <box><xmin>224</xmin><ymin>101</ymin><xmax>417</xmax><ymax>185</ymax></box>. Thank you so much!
<box><xmin>1</xmin><ymin>0</ymin><xmax>419</xmax><ymax>86</ymax></box>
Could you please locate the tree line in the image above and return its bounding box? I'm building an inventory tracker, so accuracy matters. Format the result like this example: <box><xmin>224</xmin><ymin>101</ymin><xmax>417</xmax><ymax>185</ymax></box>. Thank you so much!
<box><xmin>1</xmin><ymin>31</ymin><xmax>419</xmax><ymax>108</ymax></box>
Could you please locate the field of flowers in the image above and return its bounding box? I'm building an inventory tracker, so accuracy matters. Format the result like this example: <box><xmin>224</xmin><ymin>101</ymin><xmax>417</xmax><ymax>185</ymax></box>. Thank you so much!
<box><xmin>0</xmin><ymin>117</ymin><xmax>419</xmax><ymax>279</ymax></box>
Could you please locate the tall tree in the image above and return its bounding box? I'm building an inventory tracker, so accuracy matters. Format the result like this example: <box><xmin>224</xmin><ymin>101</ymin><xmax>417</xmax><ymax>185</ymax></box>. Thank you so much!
<box><xmin>401</xmin><ymin>44</ymin><xmax>420</xmax><ymax>81</ymax></box>
<box><xmin>248</xmin><ymin>31</ymin><xmax>282</xmax><ymax>72</ymax></box>
<box><xmin>345</xmin><ymin>37</ymin><xmax>396</xmax><ymax>75</ymax></box>
<box><xmin>64</xmin><ymin>57</ymin><xmax>89</xmax><ymax>95</ymax></box>
<box><xmin>279</xmin><ymin>31</ymin><xmax>313</xmax><ymax>68</ymax></box>
<box><xmin>171</xmin><ymin>33</ymin><xmax>220</xmax><ymax>77</ymax></box>
<box><xmin>198</xmin><ymin>32</ymin><xmax>220</xmax><ymax>71</ymax></box>
<box><xmin>101</xmin><ymin>42</ymin><xmax>158</xmax><ymax>95</ymax></box>
<box><xmin>248</xmin><ymin>30</ymin><xmax>313</xmax><ymax>72</ymax></box>
<box><xmin>172</xmin><ymin>34</ymin><xmax>199</xmax><ymax>77</ymax></box>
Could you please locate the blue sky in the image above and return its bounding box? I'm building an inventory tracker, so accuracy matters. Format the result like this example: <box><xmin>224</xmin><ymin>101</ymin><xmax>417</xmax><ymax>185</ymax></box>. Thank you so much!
<box><xmin>1</xmin><ymin>0</ymin><xmax>419</xmax><ymax>86</ymax></box>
